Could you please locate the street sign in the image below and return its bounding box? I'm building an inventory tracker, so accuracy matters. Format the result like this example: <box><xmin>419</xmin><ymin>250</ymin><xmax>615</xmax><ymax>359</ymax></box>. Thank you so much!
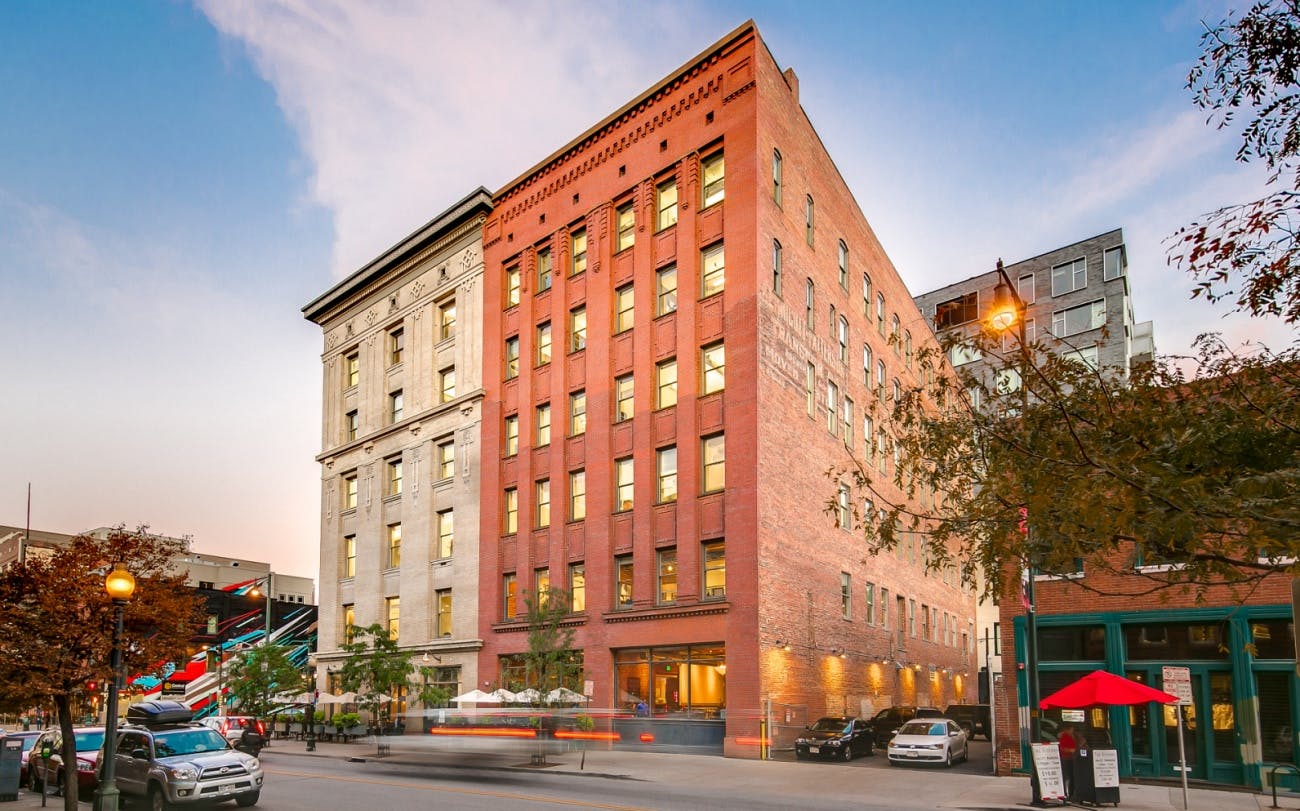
<box><xmin>1162</xmin><ymin>666</ymin><xmax>1193</xmax><ymax>705</ymax></box>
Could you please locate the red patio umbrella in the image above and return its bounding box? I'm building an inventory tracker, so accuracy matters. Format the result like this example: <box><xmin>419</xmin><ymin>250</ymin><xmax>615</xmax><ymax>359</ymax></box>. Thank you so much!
<box><xmin>1039</xmin><ymin>669</ymin><xmax>1178</xmax><ymax>709</ymax></box>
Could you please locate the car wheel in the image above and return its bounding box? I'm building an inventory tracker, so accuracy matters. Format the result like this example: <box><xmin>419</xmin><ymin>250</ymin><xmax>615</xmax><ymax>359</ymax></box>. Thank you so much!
<box><xmin>945</xmin><ymin>748</ymin><xmax>954</xmax><ymax>768</ymax></box>
<box><xmin>235</xmin><ymin>791</ymin><xmax>260</xmax><ymax>808</ymax></box>
<box><xmin>842</xmin><ymin>746</ymin><xmax>853</xmax><ymax>762</ymax></box>
<box><xmin>28</xmin><ymin>767</ymin><xmax>41</xmax><ymax>792</ymax></box>
<box><xmin>53</xmin><ymin>770</ymin><xmax>64</xmax><ymax>796</ymax></box>
<box><xmin>149</xmin><ymin>785</ymin><xmax>169</xmax><ymax>811</ymax></box>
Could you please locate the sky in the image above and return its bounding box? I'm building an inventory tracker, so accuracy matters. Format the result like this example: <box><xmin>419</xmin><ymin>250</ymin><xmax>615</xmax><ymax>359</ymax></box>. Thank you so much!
<box><xmin>2</xmin><ymin>0</ymin><xmax>1294</xmax><ymax>579</ymax></box>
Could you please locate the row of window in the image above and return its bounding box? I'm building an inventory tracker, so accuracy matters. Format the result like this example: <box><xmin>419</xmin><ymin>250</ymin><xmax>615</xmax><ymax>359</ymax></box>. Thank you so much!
<box><xmin>502</xmin><ymin>540</ymin><xmax>725</xmax><ymax>619</ymax></box>
<box><xmin>340</xmin><ymin>301</ymin><xmax>458</xmax><ymax>392</ymax></box>
<box><xmin>837</xmin><ymin>575</ymin><xmax>973</xmax><ymax>651</ymax></box>
<box><xmin>501</xmin><ymin>433</ymin><xmax>724</xmax><ymax>533</ymax></box>
<box><xmin>340</xmin><ymin>440</ymin><xmax>456</xmax><ymax>509</ymax></box>
<box><xmin>339</xmin><ymin>592</ymin><xmax>451</xmax><ymax>644</ymax></box>
<box><xmin>340</xmin><ymin>509</ymin><xmax>456</xmax><ymax>577</ymax></box>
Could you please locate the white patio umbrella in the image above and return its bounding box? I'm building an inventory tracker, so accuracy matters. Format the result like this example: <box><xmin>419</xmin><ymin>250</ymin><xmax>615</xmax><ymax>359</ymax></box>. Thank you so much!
<box><xmin>314</xmin><ymin>693</ymin><xmax>349</xmax><ymax>705</ymax></box>
<box><xmin>513</xmin><ymin>688</ymin><xmax>543</xmax><ymax>704</ymax></box>
<box><xmin>271</xmin><ymin>692</ymin><xmax>313</xmax><ymax>705</ymax></box>
<box><xmin>488</xmin><ymin>688</ymin><xmax>518</xmax><ymax>703</ymax></box>
<box><xmin>452</xmin><ymin>689</ymin><xmax>500</xmax><ymax>704</ymax></box>
<box><xmin>546</xmin><ymin>687</ymin><xmax>586</xmax><ymax>704</ymax></box>
<box><xmin>368</xmin><ymin>693</ymin><xmax>394</xmax><ymax>702</ymax></box>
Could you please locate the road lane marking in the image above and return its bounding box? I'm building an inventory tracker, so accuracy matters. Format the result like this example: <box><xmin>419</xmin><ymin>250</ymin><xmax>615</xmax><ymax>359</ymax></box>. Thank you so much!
<box><xmin>264</xmin><ymin>766</ymin><xmax>652</xmax><ymax>810</ymax></box>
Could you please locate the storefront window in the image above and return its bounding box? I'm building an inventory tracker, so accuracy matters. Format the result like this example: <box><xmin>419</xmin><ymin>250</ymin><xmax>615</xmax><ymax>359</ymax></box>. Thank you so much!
<box><xmin>1039</xmin><ymin>625</ymin><xmax>1106</xmax><ymax>661</ymax></box>
<box><xmin>1210</xmin><ymin>671</ymin><xmax>1235</xmax><ymax>763</ymax></box>
<box><xmin>1252</xmin><ymin>619</ymin><xmax>1297</xmax><ymax>660</ymax></box>
<box><xmin>1258</xmin><ymin>671</ymin><xmax>1296</xmax><ymax>763</ymax></box>
<box><xmin>497</xmin><ymin>650</ymin><xmax>584</xmax><ymax>694</ymax></box>
<box><xmin>1126</xmin><ymin>622</ymin><xmax>1229</xmax><ymax>660</ymax></box>
<box><xmin>1127</xmin><ymin>670</ymin><xmax>1153</xmax><ymax>758</ymax></box>
<box><xmin>613</xmin><ymin>644</ymin><xmax>726</xmax><ymax>718</ymax></box>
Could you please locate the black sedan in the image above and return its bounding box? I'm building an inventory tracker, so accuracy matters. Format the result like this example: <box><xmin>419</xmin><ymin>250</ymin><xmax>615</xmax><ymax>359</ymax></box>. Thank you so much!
<box><xmin>794</xmin><ymin>716</ymin><xmax>875</xmax><ymax>761</ymax></box>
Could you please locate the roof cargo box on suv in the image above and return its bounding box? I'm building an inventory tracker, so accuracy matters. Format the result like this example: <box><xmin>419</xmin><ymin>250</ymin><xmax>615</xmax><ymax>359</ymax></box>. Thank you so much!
<box><xmin>125</xmin><ymin>700</ymin><xmax>194</xmax><ymax>727</ymax></box>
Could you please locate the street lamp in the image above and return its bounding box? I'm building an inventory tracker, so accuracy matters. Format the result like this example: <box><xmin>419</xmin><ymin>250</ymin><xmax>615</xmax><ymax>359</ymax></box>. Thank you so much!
<box><xmin>988</xmin><ymin>259</ymin><xmax>1043</xmax><ymax>804</ymax></box>
<box><xmin>95</xmin><ymin>562</ymin><xmax>136</xmax><ymax>811</ymax></box>
<box><xmin>247</xmin><ymin>571</ymin><xmax>275</xmax><ymax>645</ymax></box>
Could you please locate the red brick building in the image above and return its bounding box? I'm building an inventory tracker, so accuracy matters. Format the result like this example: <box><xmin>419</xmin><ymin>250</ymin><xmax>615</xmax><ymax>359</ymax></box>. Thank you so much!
<box><xmin>478</xmin><ymin>21</ymin><xmax>977</xmax><ymax>756</ymax></box>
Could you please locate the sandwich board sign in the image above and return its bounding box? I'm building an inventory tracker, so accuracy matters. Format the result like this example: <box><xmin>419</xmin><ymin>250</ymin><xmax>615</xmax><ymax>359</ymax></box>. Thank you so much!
<box><xmin>1031</xmin><ymin>742</ymin><xmax>1067</xmax><ymax>801</ymax></box>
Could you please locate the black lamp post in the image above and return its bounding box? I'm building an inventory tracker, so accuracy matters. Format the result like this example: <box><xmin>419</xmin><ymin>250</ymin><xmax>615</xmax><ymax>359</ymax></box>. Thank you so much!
<box><xmin>989</xmin><ymin>259</ymin><xmax>1044</xmax><ymax>805</ymax></box>
<box><xmin>95</xmin><ymin>562</ymin><xmax>136</xmax><ymax>811</ymax></box>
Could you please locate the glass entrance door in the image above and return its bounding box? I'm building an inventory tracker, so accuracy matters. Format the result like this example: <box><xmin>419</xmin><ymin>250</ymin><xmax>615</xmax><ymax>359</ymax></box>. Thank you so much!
<box><xmin>1160</xmin><ymin>674</ymin><xmax>1202</xmax><ymax>780</ymax></box>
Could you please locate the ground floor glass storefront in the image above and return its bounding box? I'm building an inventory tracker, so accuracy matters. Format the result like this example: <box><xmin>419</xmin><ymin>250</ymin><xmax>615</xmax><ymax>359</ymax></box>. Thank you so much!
<box><xmin>613</xmin><ymin>643</ymin><xmax>726</xmax><ymax>718</ymax></box>
<box><xmin>1015</xmin><ymin>607</ymin><xmax>1296</xmax><ymax>789</ymax></box>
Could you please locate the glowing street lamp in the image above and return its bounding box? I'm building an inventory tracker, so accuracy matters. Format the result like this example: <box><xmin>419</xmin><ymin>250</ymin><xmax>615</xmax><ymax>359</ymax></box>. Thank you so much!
<box><xmin>95</xmin><ymin>563</ymin><xmax>136</xmax><ymax>811</ymax></box>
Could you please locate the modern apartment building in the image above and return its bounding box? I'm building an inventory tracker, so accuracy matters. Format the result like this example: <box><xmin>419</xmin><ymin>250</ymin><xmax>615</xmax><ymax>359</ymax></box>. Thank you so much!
<box><xmin>477</xmin><ymin>21</ymin><xmax>977</xmax><ymax>756</ymax></box>
<box><xmin>302</xmin><ymin>189</ymin><xmax>492</xmax><ymax>708</ymax></box>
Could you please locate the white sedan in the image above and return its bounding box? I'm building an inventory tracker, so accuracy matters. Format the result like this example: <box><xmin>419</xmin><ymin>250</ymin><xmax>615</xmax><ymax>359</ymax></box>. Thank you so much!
<box><xmin>887</xmin><ymin>718</ymin><xmax>969</xmax><ymax>767</ymax></box>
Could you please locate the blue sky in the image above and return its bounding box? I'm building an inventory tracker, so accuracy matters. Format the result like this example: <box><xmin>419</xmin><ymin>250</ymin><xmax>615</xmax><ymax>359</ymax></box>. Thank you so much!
<box><xmin>1</xmin><ymin>1</ymin><xmax>1290</xmax><ymax>576</ymax></box>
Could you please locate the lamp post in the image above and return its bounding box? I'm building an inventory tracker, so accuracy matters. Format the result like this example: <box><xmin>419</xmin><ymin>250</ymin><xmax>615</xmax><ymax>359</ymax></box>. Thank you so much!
<box><xmin>248</xmin><ymin>571</ymin><xmax>275</xmax><ymax>645</ymax></box>
<box><xmin>988</xmin><ymin>259</ymin><xmax>1044</xmax><ymax>804</ymax></box>
<box><xmin>95</xmin><ymin>562</ymin><xmax>136</xmax><ymax>811</ymax></box>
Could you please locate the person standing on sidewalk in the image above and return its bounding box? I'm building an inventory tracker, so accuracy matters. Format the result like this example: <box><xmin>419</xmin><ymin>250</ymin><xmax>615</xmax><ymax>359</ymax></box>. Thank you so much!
<box><xmin>1057</xmin><ymin>724</ymin><xmax>1079</xmax><ymax>798</ymax></box>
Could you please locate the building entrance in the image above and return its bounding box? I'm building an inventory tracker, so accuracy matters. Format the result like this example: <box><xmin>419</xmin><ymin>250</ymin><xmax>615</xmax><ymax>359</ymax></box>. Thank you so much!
<box><xmin>1127</xmin><ymin>666</ymin><xmax>1241</xmax><ymax>785</ymax></box>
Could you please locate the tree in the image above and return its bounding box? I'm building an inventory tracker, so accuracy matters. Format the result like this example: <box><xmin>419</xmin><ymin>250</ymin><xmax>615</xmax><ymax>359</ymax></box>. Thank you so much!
<box><xmin>0</xmin><ymin>527</ymin><xmax>202</xmax><ymax>810</ymax></box>
<box><xmin>1171</xmin><ymin>0</ymin><xmax>1300</xmax><ymax>323</ymax></box>
<box><xmin>831</xmin><ymin>327</ymin><xmax>1300</xmax><ymax>599</ymax></box>
<box><xmin>336</xmin><ymin>623</ymin><xmax>412</xmax><ymax>732</ymax></box>
<box><xmin>520</xmin><ymin>587</ymin><xmax>578</xmax><ymax>703</ymax></box>
<box><xmin>225</xmin><ymin>644</ymin><xmax>305</xmax><ymax>720</ymax></box>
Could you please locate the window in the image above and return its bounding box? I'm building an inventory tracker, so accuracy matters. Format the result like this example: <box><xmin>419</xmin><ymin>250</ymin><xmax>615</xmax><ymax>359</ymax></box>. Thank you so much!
<box><xmin>570</xmin><ymin>469</ymin><xmax>586</xmax><ymax>521</ymax></box>
<box><xmin>616</xmin><ymin>203</ymin><xmax>635</xmax><ymax>252</ymax></box>
<box><xmin>880</xmin><ymin>587</ymin><xmax>889</xmax><ymax>628</ymax></box>
<box><xmin>656</xmin><ymin>265</ymin><xmax>678</xmax><ymax>315</ymax></box>
<box><xmin>805</xmin><ymin>279</ymin><xmax>815</xmax><ymax>329</ymax></box>
<box><xmin>343</xmin><ymin>535</ymin><xmax>356</xmax><ymax>578</ymax></box>
<box><xmin>1051</xmin><ymin>257</ymin><xmax>1087</xmax><ymax>296</ymax></box>
<box><xmin>922</xmin><ymin>605</ymin><xmax>930</xmax><ymax>640</ymax></box>
<box><xmin>615</xmin><ymin>374</ymin><xmax>634</xmax><ymax>422</ymax></box>
<box><xmin>387</xmin><ymin>457</ymin><xmax>403</xmax><ymax>496</ymax></box>
<box><xmin>345</xmin><ymin>352</ymin><xmax>359</xmax><ymax>388</ymax></box>
<box><xmin>615</xmin><ymin>457</ymin><xmax>634</xmax><ymax>511</ymax></box>
<box><xmin>1104</xmin><ymin>246</ymin><xmax>1125</xmax><ymax>280</ymax></box>
<box><xmin>701</xmin><ymin>151</ymin><xmax>725</xmax><ymax>207</ymax></box>
<box><xmin>439</xmin><ymin>368</ymin><xmax>456</xmax><ymax>402</ymax></box>
<box><xmin>934</xmin><ymin>292</ymin><xmax>979</xmax><ymax>329</ymax></box>
<box><xmin>388</xmin><ymin>327</ymin><xmax>404</xmax><ymax>366</ymax></box>
<box><xmin>772</xmin><ymin>239</ymin><xmax>783</xmax><ymax>296</ymax></box>
<box><xmin>657</xmin><ymin>446</ymin><xmax>678</xmax><ymax>503</ymax></box>
<box><xmin>657</xmin><ymin>548</ymin><xmax>678</xmax><ymax>604</ymax></box>
<box><xmin>804</xmin><ymin>195</ymin><xmax>815</xmax><ymax>245</ymax></box>
<box><xmin>439</xmin><ymin>299</ymin><xmax>457</xmax><ymax>340</ymax></box>
<box><xmin>436</xmin><ymin>510</ymin><xmax>453</xmax><ymax>558</ymax></box>
<box><xmin>908</xmin><ymin>599</ymin><xmax>917</xmax><ymax>637</ymax></box>
<box><xmin>505</xmin><ymin>265</ymin><xmax>521</xmax><ymax>307</ymax></box>
<box><xmin>703</xmin><ymin>541</ymin><xmax>726</xmax><ymax>598</ymax></box>
<box><xmin>701</xmin><ymin>243</ymin><xmax>725</xmax><ymax>297</ymax></box>
<box><xmin>535</xmin><ymin>568</ymin><xmax>550</xmax><ymax>607</ymax></box>
<box><xmin>862</xmin><ymin>344</ymin><xmax>872</xmax><ymax>385</ymax></box>
<box><xmin>838</xmin><ymin>316</ymin><xmax>849</xmax><ymax>362</ymax></box>
<box><xmin>772</xmin><ymin>148</ymin><xmax>782</xmax><ymax>205</ymax></box>
<box><xmin>1053</xmin><ymin>299</ymin><xmax>1106</xmax><ymax>337</ymax></box>
<box><xmin>1017</xmin><ymin>273</ymin><xmax>1036</xmax><ymax>304</ymax></box>
<box><xmin>656</xmin><ymin>359</ymin><xmax>678</xmax><ymax>408</ymax></box>
<box><xmin>838</xmin><ymin>241</ymin><xmax>849</xmax><ymax>288</ymax></box>
<box><xmin>343</xmin><ymin>474</ymin><xmax>358</xmax><ymax>510</ymax></box>
<box><xmin>503</xmin><ymin>573</ymin><xmax>517</xmax><ymax>618</ymax></box>
<box><xmin>904</xmin><ymin>331</ymin><xmax>913</xmax><ymax>368</ymax></box>
<box><xmin>569</xmin><ymin>563</ymin><xmax>586</xmax><ymax>611</ymax></box>
<box><xmin>701</xmin><ymin>342</ymin><xmax>725</xmax><ymax>395</ymax></box>
<box><xmin>614</xmin><ymin>285</ymin><xmax>635</xmax><ymax>333</ymax></box>
<box><xmin>837</xmin><ymin>482</ymin><xmax>851</xmax><ymax>528</ymax></box>
<box><xmin>535</xmin><ymin>404</ymin><xmax>551</xmax><ymax>446</ymax></box>
<box><xmin>862</xmin><ymin>274</ymin><xmax>873</xmax><ymax>317</ymax></box>
<box><xmin>876</xmin><ymin>359</ymin><xmax>886</xmax><ymax>399</ymax></box>
<box><xmin>844</xmin><ymin>397</ymin><xmax>854</xmax><ymax>446</ymax></box>
<box><xmin>865</xmin><ymin>583</ymin><xmax>876</xmax><ymax>624</ymax></box>
<box><xmin>345</xmin><ymin>410</ymin><xmax>358</xmax><ymax>442</ymax></box>
<box><xmin>892</xmin><ymin>378</ymin><xmax>902</xmax><ymax>403</ymax></box>
<box><xmin>1065</xmin><ymin>345</ymin><xmax>1099</xmax><ymax>371</ymax></box>
<box><xmin>504</xmin><ymin>336</ymin><xmax>520</xmax><ymax>379</ymax></box>
<box><xmin>657</xmin><ymin>178</ymin><xmax>678</xmax><ymax>231</ymax></box>
<box><xmin>387</xmin><ymin>523</ymin><xmax>402</xmax><ymax>569</ymax></box>
<box><xmin>570</xmin><ymin>230</ymin><xmax>587</xmax><ymax>276</ymax></box>
<box><xmin>503</xmin><ymin>488</ymin><xmax>518</xmax><ymax>534</ymax></box>
<box><xmin>342</xmin><ymin>604</ymin><xmax>355</xmax><ymax>643</ymax></box>
<box><xmin>829</xmin><ymin>305</ymin><xmax>837</xmax><ymax>343</ymax></box>
<box><xmin>996</xmin><ymin>368</ymin><xmax>1022</xmax><ymax>394</ymax></box>
<box><xmin>389</xmin><ymin>390</ymin><xmax>404</xmax><ymax>423</ymax></box>
<box><xmin>536</xmin><ymin>248</ymin><xmax>553</xmax><ymax>292</ymax></box>
<box><xmin>806</xmin><ymin>362</ymin><xmax>816</xmax><ymax>416</ymax></box>
<box><xmin>535</xmin><ymin>323</ymin><xmax>552</xmax><ymax>366</ymax></box>
<box><xmin>701</xmin><ymin>433</ymin><xmax>725</xmax><ymax>493</ymax></box>
<box><xmin>569</xmin><ymin>307</ymin><xmax>587</xmax><ymax>352</ymax></box>
<box><xmin>569</xmin><ymin>390</ymin><xmax>587</xmax><ymax>435</ymax></box>
<box><xmin>615</xmin><ymin>555</ymin><xmax>634</xmax><ymax>609</ymax></box>
<box><xmin>890</xmin><ymin>314</ymin><xmax>901</xmax><ymax>353</ymax></box>
<box><xmin>504</xmin><ymin>414</ymin><xmax>519</xmax><ymax>456</ymax></box>
<box><xmin>827</xmin><ymin>381</ymin><xmax>839</xmax><ymax>435</ymax></box>
<box><xmin>438</xmin><ymin>441</ymin><xmax>454</xmax><ymax>479</ymax></box>
<box><xmin>949</xmin><ymin>341</ymin><xmax>982</xmax><ymax>366</ymax></box>
<box><xmin>435</xmin><ymin>589</ymin><xmax>452</xmax><ymax>637</ymax></box>
<box><xmin>840</xmin><ymin>572</ymin><xmax>852</xmax><ymax>619</ymax></box>
<box><xmin>535</xmin><ymin>479</ymin><xmax>551</xmax><ymax>528</ymax></box>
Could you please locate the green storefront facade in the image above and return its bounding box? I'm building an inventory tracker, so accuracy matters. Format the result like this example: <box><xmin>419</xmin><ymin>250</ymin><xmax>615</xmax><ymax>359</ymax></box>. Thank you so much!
<box><xmin>1014</xmin><ymin>604</ymin><xmax>1297</xmax><ymax>790</ymax></box>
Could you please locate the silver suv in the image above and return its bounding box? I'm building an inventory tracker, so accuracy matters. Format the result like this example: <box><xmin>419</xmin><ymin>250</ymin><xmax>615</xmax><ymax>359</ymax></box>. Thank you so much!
<box><xmin>107</xmin><ymin>723</ymin><xmax>263</xmax><ymax>809</ymax></box>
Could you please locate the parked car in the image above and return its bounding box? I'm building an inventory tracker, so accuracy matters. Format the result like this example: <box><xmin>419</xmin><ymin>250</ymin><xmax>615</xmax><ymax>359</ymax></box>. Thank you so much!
<box><xmin>27</xmin><ymin>727</ymin><xmax>106</xmax><ymax>797</ymax></box>
<box><xmin>105</xmin><ymin>700</ymin><xmax>263</xmax><ymax>808</ymax></box>
<box><xmin>887</xmin><ymin>718</ymin><xmax>969</xmax><ymax>767</ymax></box>
<box><xmin>866</xmin><ymin>705</ymin><xmax>942</xmax><ymax>741</ymax></box>
<box><xmin>1</xmin><ymin>730</ymin><xmax>42</xmax><ymax>785</ymax></box>
<box><xmin>794</xmin><ymin>717</ymin><xmax>875</xmax><ymax>761</ymax></box>
<box><xmin>943</xmin><ymin>704</ymin><xmax>991</xmax><ymax>740</ymax></box>
<box><xmin>199</xmin><ymin>716</ymin><xmax>265</xmax><ymax>745</ymax></box>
